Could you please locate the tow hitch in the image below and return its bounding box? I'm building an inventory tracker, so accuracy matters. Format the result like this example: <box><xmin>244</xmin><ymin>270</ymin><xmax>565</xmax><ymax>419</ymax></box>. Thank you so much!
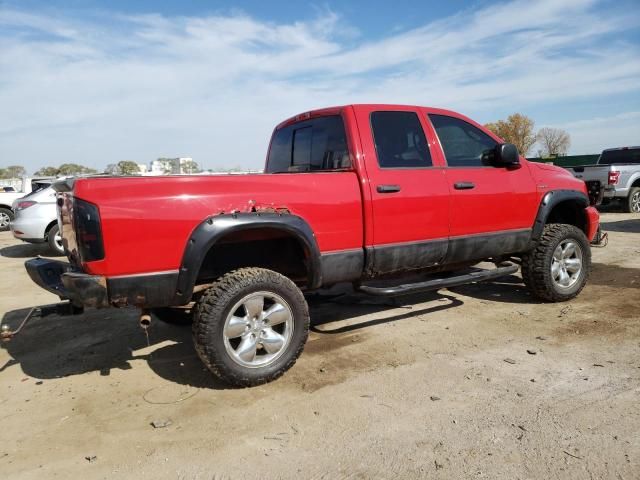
<box><xmin>1</xmin><ymin>302</ymin><xmax>83</xmax><ymax>342</ymax></box>
<box><xmin>591</xmin><ymin>227</ymin><xmax>608</xmax><ymax>247</ymax></box>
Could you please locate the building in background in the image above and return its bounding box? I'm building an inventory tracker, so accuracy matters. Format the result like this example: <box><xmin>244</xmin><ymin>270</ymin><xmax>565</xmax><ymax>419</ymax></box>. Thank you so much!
<box><xmin>150</xmin><ymin>157</ymin><xmax>196</xmax><ymax>174</ymax></box>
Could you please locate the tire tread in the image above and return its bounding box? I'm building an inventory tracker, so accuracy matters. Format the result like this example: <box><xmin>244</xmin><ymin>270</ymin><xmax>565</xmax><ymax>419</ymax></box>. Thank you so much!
<box><xmin>521</xmin><ymin>223</ymin><xmax>590</xmax><ymax>302</ymax></box>
<box><xmin>192</xmin><ymin>267</ymin><xmax>309</xmax><ymax>387</ymax></box>
<box><xmin>624</xmin><ymin>186</ymin><xmax>640</xmax><ymax>213</ymax></box>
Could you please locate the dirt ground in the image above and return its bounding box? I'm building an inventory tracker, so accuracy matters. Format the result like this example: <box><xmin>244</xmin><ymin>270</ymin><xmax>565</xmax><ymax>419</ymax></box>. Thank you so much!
<box><xmin>0</xmin><ymin>212</ymin><xmax>638</xmax><ymax>480</ymax></box>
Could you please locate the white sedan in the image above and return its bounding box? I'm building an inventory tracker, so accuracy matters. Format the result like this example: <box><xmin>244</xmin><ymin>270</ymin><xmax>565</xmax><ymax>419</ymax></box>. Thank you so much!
<box><xmin>10</xmin><ymin>185</ymin><xmax>63</xmax><ymax>255</ymax></box>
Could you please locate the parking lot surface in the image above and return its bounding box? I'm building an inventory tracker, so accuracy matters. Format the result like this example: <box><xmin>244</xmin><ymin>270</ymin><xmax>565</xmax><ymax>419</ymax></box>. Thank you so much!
<box><xmin>1</xmin><ymin>212</ymin><xmax>638</xmax><ymax>479</ymax></box>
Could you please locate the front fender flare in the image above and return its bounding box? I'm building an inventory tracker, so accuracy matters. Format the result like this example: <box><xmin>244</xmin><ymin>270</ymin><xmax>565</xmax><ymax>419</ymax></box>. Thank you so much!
<box><xmin>531</xmin><ymin>189</ymin><xmax>589</xmax><ymax>242</ymax></box>
<box><xmin>173</xmin><ymin>213</ymin><xmax>322</xmax><ymax>304</ymax></box>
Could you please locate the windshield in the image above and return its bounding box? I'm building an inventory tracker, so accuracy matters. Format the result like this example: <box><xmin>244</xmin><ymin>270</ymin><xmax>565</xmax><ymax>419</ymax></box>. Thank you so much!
<box><xmin>598</xmin><ymin>148</ymin><xmax>640</xmax><ymax>165</ymax></box>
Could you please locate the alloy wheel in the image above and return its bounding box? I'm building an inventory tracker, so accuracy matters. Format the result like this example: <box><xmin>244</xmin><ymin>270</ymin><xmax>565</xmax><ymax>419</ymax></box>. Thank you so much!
<box><xmin>0</xmin><ymin>212</ymin><xmax>10</xmax><ymax>228</ymax></box>
<box><xmin>551</xmin><ymin>239</ymin><xmax>583</xmax><ymax>289</ymax></box>
<box><xmin>223</xmin><ymin>291</ymin><xmax>294</xmax><ymax>368</ymax></box>
<box><xmin>54</xmin><ymin>231</ymin><xmax>63</xmax><ymax>251</ymax></box>
<box><xmin>631</xmin><ymin>191</ymin><xmax>640</xmax><ymax>213</ymax></box>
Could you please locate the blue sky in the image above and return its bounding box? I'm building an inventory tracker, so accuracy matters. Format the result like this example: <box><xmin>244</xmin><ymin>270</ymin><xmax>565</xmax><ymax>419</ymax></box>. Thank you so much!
<box><xmin>1</xmin><ymin>0</ymin><xmax>639</xmax><ymax>172</ymax></box>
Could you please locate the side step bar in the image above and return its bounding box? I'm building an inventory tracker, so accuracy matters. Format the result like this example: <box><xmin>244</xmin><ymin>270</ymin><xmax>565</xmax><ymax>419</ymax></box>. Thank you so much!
<box><xmin>356</xmin><ymin>263</ymin><xmax>519</xmax><ymax>297</ymax></box>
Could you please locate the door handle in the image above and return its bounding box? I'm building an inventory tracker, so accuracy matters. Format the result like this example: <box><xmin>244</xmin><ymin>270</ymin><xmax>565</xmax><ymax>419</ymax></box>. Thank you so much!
<box><xmin>454</xmin><ymin>182</ymin><xmax>475</xmax><ymax>190</ymax></box>
<box><xmin>377</xmin><ymin>184</ymin><xmax>401</xmax><ymax>193</ymax></box>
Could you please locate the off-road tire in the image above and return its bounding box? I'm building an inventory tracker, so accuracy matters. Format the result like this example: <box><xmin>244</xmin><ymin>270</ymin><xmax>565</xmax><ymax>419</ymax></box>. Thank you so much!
<box><xmin>521</xmin><ymin>224</ymin><xmax>591</xmax><ymax>302</ymax></box>
<box><xmin>192</xmin><ymin>267</ymin><xmax>309</xmax><ymax>387</ymax></box>
<box><xmin>47</xmin><ymin>224</ymin><xmax>64</xmax><ymax>255</ymax></box>
<box><xmin>151</xmin><ymin>307</ymin><xmax>194</xmax><ymax>325</ymax></box>
<box><xmin>624</xmin><ymin>187</ymin><xmax>640</xmax><ymax>213</ymax></box>
<box><xmin>0</xmin><ymin>207</ymin><xmax>13</xmax><ymax>232</ymax></box>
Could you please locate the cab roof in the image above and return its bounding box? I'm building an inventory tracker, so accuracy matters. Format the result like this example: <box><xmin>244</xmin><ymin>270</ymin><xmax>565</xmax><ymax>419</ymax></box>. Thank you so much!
<box><xmin>275</xmin><ymin>104</ymin><xmax>466</xmax><ymax>130</ymax></box>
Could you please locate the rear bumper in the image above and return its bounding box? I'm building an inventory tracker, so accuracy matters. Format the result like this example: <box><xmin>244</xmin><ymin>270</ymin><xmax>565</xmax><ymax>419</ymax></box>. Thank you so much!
<box><xmin>26</xmin><ymin>258</ymin><xmax>109</xmax><ymax>308</ymax></box>
<box><xmin>11</xmin><ymin>234</ymin><xmax>46</xmax><ymax>244</ymax></box>
<box><xmin>603</xmin><ymin>186</ymin><xmax>628</xmax><ymax>198</ymax></box>
<box><xmin>10</xmin><ymin>217</ymin><xmax>47</xmax><ymax>241</ymax></box>
<box><xmin>25</xmin><ymin>258</ymin><xmax>179</xmax><ymax>308</ymax></box>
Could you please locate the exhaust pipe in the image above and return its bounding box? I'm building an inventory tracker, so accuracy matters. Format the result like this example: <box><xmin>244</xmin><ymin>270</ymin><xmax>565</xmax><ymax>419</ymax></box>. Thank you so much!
<box><xmin>139</xmin><ymin>310</ymin><xmax>151</xmax><ymax>329</ymax></box>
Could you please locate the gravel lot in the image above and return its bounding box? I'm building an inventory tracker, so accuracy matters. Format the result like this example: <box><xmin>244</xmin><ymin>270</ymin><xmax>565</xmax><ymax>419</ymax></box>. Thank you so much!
<box><xmin>1</xmin><ymin>212</ymin><xmax>638</xmax><ymax>479</ymax></box>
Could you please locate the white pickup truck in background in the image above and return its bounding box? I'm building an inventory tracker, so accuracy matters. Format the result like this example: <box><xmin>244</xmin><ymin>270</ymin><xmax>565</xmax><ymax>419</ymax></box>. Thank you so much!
<box><xmin>564</xmin><ymin>147</ymin><xmax>640</xmax><ymax>212</ymax></box>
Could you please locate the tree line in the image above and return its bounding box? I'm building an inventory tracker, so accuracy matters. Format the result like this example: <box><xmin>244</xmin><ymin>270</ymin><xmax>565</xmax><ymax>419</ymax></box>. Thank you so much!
<box><xmin>33</xmin><ymin>163</ymin><xmax>98</xmax><ymax>176</ymax></box>
<box><xmin>485</xmin><ymin>114</ymin><xmax>571</xmax><ymax>157</ymax></box>
<box><xmin>0</xmin><ymin>159</ymin><xmax>202</xmax><ymax>178</ymax></box>
<box><xmin>0</xmin><ymin>165</ymin><xmax>27</xmax><ymax>178</ymax></box>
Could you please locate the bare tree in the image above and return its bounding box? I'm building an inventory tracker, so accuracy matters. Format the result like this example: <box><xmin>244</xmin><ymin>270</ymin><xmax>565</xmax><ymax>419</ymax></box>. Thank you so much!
<box><xmin>485</xmin><ymin>113</ymin><xmax>536</xmax><ymax>156</ymax></box>
<box><xmin>537</xmin><ymin>127</ymin><xmax>571</xmax><ymax>157</ymax></box>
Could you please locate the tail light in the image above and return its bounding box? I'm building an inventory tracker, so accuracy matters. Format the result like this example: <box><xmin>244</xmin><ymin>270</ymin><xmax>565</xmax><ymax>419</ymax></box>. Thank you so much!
<box><xmin>608</xmin><ymin>171</ymin><xmax>620</xmax><ymax>185</ymax></box>
<box><xmin>73</xmin><ymin>198</ymin><xmax>104</xmax><ymax>261</ymax></box>
<box><xmin>16</xmin><ymin>200</ymin><xmax>37</xmax><ymax>210</ymax></box>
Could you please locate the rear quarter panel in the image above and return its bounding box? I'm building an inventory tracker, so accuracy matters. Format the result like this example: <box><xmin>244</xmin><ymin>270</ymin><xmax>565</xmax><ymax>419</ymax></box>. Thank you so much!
<box><xmin>619</xmin><ymin>165</ymin><xmax>640</xmax><ymax>190</ymax></box>
<box><xmin>72</xmin><ymin>173</ymin><xmax>363</xmax><ymax>276</ymax></box>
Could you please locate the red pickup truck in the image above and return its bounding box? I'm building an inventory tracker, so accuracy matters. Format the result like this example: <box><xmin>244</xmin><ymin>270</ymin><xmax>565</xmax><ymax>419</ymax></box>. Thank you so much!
<box><xmin>18</xmin><ymin>104</ymin><xmax>599</xmax><ymax>386</ymax></box>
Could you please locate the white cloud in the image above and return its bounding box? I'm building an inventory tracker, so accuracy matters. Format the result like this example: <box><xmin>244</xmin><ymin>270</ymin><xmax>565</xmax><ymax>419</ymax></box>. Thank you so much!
<box><xmin>550</xmin><ymin>111</ymin><xmax>640</xmax><ymax>154</ymax></box>
<box><xmin>0</xmin><ymin>0</ymin><xmax>638</xmax><ymax>171</ymax></box>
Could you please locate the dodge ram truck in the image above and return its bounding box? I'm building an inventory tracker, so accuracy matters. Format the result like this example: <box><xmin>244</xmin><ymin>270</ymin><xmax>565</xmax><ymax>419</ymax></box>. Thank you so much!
<box><xmin>12</xmin><ymin>104</ymin><xmax>600</xmax><ymax>386</ymax></box>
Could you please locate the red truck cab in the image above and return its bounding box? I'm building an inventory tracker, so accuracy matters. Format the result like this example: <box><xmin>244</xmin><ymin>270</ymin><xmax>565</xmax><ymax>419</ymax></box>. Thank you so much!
<box><xmin>17</xmin><ymin>104</ymin><xmax>599</xmax><ymax>386</ymax></box>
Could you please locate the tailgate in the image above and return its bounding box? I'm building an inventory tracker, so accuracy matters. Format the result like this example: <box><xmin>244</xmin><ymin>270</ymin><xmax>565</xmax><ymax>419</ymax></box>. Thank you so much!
<box><xmin>565</xmin><ymin>166</ymin><xmax>609</xmax><ymax>205</ymax></box>
<box><xmin>566</xmin><ymin>165</ymin><xmax>609</xmax><ymax>183</ymax></box>
<box><xmin>57</xmin><ymin>192</ymin><xmax>80</xmax><ymax>265</ymax></box>
<box><xmin>53</xmin><ymin>179</ymin><xmax>80</xmax><ymax>266</ymax></box>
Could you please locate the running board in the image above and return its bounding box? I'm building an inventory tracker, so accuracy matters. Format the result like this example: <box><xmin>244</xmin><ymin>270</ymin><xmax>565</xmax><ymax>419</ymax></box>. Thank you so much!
<box><xmin>356</xmin><ymin>263</ymin><xmax>519</xmax><ymax>297</ymax></box>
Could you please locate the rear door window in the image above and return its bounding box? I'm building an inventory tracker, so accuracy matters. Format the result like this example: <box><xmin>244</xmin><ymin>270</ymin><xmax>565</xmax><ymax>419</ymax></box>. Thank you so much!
<box><xmin>429</xmin><ymin>114</ymin><xmax>497</xmax><ymax>167</ymax></box>
<box><xmin>599</xmin><ymin>148</ymin><xmax>640</xmax><ymax>165</ymax></box>
<box><xmin>370</xmin><ymin>111</ymin><xmax>432</xmax><ymax>168</ymax></box>
<box><xmin>266</xmin><ymin>116</ymin><xmax>351</xmax><ymax>173</ymax></box>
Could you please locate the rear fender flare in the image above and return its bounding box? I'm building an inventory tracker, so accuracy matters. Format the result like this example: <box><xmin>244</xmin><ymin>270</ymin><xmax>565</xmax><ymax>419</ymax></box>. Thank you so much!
<box><xmin>173</xmin><ymin>213</ymin><xmax>321</xmax><ymax>304</ymax></box>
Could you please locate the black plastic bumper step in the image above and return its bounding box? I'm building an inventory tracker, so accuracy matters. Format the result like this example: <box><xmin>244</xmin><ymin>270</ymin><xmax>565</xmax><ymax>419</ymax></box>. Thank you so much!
<box><xmin>357</xmin><ymin>263</ymin><xmax>519</xmax><ymax>297</ymax></box>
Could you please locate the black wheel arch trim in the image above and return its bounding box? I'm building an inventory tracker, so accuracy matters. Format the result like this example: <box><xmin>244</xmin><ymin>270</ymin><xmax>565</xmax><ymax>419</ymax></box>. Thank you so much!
<box><xmin>173</xmin><ymin>213</ymin><xmax>322</xmax><ymax>304</ymax></box>
<box><xmin>531</xmin><ymin>189</ymin><xmax>589</xmax><ymax>242</ymax></box>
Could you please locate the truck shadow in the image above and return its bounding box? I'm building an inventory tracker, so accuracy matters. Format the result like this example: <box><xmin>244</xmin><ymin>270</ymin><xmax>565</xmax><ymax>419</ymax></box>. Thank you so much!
<box><xmin>0</xmin><ymin>306</ymin><xmax>226</xmax><ymax>389</ymax></box>
<box><xmin>448</xmin><ymin>274</ymin><xmax>538</xmax><ymax>304</ymax></box>
<box><xmin>0</xmin><ymin>290</ymin><xmax>465</xmax><ymax>389</ymax></box>
<box><xmin>6</xmin><ymin>267</ymin><xmax>620</xmax><ymax>389</ymax></box>
<box><xmin>600</xmin><ymin>219</ymin><xmax>640</xmax><ymax>233</ymax></box>
<box><xmin>308</xmin><ymin>290</ymin><xmax>463</xmax><ymax>334</ymax></box>
<box><xmin>597</xmin><ymin>203</ymin><xmax>629</xmax><ymax>213</ymax></box>
<box><xmin>588</xmin><ymin>262</ymin><xmax>640</xmax><ymax>289</ymax></box>
<box><xmin>0</xmin><ymin>243</ymin><xmax>64</xmax><ymax>258</ymax></box>
<box><xmin>451</xmin><ymin>263</ymin><xmax>640</xmax><ymax>303</ymax></box>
